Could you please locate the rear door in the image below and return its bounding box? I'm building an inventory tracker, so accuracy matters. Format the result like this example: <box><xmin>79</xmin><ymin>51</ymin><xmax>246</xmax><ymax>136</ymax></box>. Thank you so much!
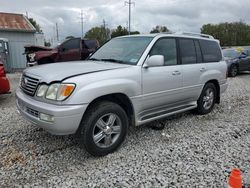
<box><xmin>142</xmin><ymin>38</ymin><xmax>183</xmax><ymax>111</ymax></box>
<box><xmin>178</xmin><ymin>38</ymin><xmax>204</xmax><ymax>102</ymax></box>
<box><xmin>58</xmin><ymin>38</ymin><xmax>81</xmax><ymax>62</ymax></box>
<box><xmin>238</xmin><ymin>50</ymin><xmax>250</xmax><ymax>71</ymax></box>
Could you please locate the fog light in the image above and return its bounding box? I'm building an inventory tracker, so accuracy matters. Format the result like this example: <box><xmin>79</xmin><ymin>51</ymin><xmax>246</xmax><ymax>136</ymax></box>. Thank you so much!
<box><xmin>39</xmin><ymin>113</ymin><xmax>54</xmax><ymax>122</ymax></box>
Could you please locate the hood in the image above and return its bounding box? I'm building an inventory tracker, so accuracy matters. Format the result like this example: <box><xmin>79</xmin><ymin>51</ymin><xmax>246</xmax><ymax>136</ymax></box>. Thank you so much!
<box><xmin>24</xmin><ymin>61</ymin><xmax>131</xmax><ymax>83</ymax></box>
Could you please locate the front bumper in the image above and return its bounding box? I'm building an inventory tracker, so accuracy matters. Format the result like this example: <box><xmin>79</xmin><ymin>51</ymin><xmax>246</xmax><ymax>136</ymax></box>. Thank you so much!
<box><xmin>16</xmin><ymin>88</ymin><xmax>87</xmax><ymax>135</ymax></box>
<box><xmin>27</xmin><ymin>61</ymin><xmax>38</xmax><ymax>67</ymax></box>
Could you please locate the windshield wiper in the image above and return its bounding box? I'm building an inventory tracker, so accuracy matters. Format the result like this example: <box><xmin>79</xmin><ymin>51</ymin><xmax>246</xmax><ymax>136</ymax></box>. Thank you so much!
<box><xmin>100</xmin><ymin>58</ymin><xmax>126</xmax><ymax>64</ymax></box>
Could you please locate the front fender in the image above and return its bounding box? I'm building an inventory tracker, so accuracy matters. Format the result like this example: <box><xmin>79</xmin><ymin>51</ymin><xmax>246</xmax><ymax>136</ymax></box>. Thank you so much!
<box><xmin>65</xmin><ymin>78</ymin><xmax>140</xmax><ymax>105</ymax></box>
<box><xmin>35</xmin><ymin>51</ymin><xmax>58</xmax><ymax>61</ymax></box>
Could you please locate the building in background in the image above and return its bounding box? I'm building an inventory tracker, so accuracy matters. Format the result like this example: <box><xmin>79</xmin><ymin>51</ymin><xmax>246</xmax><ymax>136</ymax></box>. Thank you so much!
<box><xmin>0</xmin><ymin>12</ymin><xmax>44</xmax><ymax>72</ymax></box>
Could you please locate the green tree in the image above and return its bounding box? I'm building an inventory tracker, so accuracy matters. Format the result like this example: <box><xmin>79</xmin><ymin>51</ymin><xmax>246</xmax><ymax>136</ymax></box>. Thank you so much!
<box><xmin>130</xmin><ymin>31</ymin><xmax>140</xmax><ymax>35</ymax></box>
<box><xmin>150</xmin><ymin>25</ymin><xmax>169</xmax><ymax>33</ymax></box>
<box><xmin>201</xmin><ymin>22</ymin><xmax>250</xmax><ymax>46</ymax></box>
<box><xmin>111</xmin><ymin>25</ymin><xmax>129</xmax><ymax>38</ymax></box>
<box><xmin>65</xmin><ymin>36</ymin><xmax>75</xmax><ymax>40</ymax></box>
<box><xmin>28</xmin><ymin>18</ymin><xmax>42</xmax><ymax>33</ymax></box>
<box><xmin>84</xmin><ymin>26</ymin><xmax>110</xmax><ymax>46</ymax></box>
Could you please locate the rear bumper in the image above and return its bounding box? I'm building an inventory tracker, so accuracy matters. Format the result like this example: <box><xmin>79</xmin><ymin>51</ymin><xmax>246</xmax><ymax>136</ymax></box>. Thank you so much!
<box><xmin>16</xmin><ymin>88</ymin><xmax>87</xmax><ymax>135</ymax></box>
<box><xmin>0</xmin><ymin>76</ymin><xmax>10</xmax><ymax>94</ymax></box>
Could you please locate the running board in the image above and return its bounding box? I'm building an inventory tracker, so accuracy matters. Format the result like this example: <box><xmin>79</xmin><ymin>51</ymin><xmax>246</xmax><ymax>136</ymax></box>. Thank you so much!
<box><xmin>137</xmin><ymin>104</ymin><xmax>197</xmax><ymax>126</ymax></box>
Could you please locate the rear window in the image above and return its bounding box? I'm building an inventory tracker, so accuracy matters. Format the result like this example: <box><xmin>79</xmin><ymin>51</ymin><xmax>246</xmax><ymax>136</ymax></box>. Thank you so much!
<box><xmin>199</xmin><ymin>40</ymin><xmax>222</xmax><ymax>62</ymax></box>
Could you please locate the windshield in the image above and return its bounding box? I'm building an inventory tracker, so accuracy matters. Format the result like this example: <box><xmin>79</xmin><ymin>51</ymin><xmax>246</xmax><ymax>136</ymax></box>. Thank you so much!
<box><xmin>89</xmin><ymin>36</ymin><xmax>153</xmax><ymax>65</ymax></box>
<box><xmin>222</xmin><ymin>49</ymin><xmax>240</xmax><ymax>59</ymax></box>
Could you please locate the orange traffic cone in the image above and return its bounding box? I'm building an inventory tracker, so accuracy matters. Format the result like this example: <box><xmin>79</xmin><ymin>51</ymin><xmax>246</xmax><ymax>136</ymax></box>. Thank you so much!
<box><xmin>228</xmin><ymin>168</ymin><xmax>242</xmax><ymax>188</ymax></box>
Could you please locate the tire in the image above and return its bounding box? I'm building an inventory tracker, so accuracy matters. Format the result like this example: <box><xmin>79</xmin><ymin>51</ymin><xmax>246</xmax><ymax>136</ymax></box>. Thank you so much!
<box><xmin>79</xmin><ymin>101</ymin><xmax>128</xmax><ymax>156</ymax></box>
<box><xmin>196</xmin><ymin>83</ymin><xmax>217</xmax><ymax>115</ymax></box>
<box><xmin>229</xmin><ymin>64</ymin><xmax>238</xmax><ymax>77</ymax></box>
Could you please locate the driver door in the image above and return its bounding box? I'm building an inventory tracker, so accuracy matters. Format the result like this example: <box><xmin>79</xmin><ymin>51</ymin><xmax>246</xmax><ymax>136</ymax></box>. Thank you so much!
<box><xmin>141</xmin><ymin>38</ymin><xmax>183</xmax><ymax>113</ymax></box>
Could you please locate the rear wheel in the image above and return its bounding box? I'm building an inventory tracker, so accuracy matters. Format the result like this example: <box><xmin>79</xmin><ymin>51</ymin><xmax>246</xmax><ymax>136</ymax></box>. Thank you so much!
<box><xmin>79</xmin><ymin>101</ymin><xmax>128</xmax><ymax>156</ymax></box>
<box><xmin>196</xmin><ymin>83</ymin><xmax>217</xmax><ymax>115</ymax></box>
<box><xmin>229</xmin><ymin>64</ymin><xmax>238</xmax><ymax>77</ymax></box>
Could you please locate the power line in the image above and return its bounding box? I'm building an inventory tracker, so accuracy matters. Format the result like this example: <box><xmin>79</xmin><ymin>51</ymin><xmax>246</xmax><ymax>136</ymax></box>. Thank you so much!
<box><xmin>125</xmin><ymin>0</ymin><xmax>135</xmax><ymax>35</ymax></box>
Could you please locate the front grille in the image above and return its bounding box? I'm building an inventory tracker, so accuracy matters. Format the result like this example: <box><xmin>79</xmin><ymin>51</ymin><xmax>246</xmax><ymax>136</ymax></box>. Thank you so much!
<box><xmin>21</xmin><ymin>75</ymin><xmax>39</xmax><ymax>96</ymax></box>
<box><xmin>26</xmin><ymin>107</ymin><xmax>39</xmax><ymax>118</ymax></box>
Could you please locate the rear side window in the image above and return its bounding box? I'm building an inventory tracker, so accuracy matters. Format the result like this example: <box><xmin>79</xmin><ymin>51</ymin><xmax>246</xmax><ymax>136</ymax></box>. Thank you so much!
<box><xmin>179</xmin><ymin>39</ymin><xmax>197</xmax><ymax>64</ymax></box>
<box><xmin>84</xmin><ymin>40</ymin><xmax>97</xmax><ymax>49</ymax></box>
<box><xmin>194</xmin><ymin>40</ymin><xmax>202</xmax><ymax>63</ymax></box>
<box><xmin>150</xmin><ymin>38</ymin><xmax>177</xmax><ymax>66</ymax></box>
<box><xmin>199</xmin><ymin>40</ymin><xmax>222</xmax><ymax>62</ymax></box>
<box><xmin>61</xmin><ymin>38</ymin><xmax>80</xmax><ymax>51</ymax></box>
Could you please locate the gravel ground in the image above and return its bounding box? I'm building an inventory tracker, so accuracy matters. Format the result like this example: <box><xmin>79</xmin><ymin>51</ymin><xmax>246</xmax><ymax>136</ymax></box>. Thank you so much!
<box><xmin>0</xmin><ymin>72</ymin><xmax>250</xmax><ymax>187</ymax></box>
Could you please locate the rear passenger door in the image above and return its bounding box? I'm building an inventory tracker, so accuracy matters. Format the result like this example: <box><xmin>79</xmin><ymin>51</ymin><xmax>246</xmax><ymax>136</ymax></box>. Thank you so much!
<box><xmin>178</xmin><ymin>38</ymin><xmax>204</xmax><ymax>102</ymax></box>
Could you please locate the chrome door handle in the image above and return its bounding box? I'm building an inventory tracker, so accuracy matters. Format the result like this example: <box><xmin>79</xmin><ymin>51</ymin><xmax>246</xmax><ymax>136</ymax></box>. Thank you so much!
<box><xmin>172</xmin><ymin>71</ymin><xmax>181</xmax><ymax>75</ymax></box>
<box><xmin>200</xmin><ymin>68</ymin><xmax>206</xmax><ymax>72</ymax></box>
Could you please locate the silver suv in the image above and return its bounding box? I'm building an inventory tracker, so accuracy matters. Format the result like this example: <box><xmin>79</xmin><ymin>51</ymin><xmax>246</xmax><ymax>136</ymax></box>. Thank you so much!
<box><xmin>16</xmin><ymin>32</ymin><xmax>228</xmax><ymax>156</ymax></box>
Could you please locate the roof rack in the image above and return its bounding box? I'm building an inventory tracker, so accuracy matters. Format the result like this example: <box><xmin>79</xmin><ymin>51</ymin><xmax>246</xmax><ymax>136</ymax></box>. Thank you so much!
<box><xmin>175</xmin><ymin>31</ymin><xmax>214</xmax><ymax>39</ymax></box>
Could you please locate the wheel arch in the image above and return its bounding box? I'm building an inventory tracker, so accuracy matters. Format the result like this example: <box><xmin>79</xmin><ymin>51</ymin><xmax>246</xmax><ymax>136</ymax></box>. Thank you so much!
<box><xmin>82</xmin><ymin>93</ymin><xmax>135</xmax><ymax>127</ymax></box>
<box><xmin>204</xmin><ymin>79</ymin><xmax>220</xmax><ymax>104</ymax></box>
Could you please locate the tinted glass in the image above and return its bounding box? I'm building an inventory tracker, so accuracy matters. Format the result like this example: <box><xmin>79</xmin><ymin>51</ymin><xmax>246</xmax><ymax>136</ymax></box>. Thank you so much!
<box><xmin>84</xmin><ymin>40</ymin><xmax>97</xmax><ymax>49</ymax></box>
<box><xmin>200</xmin><ymin>40</ymin><xmax>222</xmax><ymax>62</ymax></box>
<box><xmin>61</xmin><ymin>38</ymin><xmax>80</xmax><ymax>51</ymax></box>
<box><xmin>150</xmin><ymin>38</ymin><xmax>177</xmax><ymax>65</ymax></box>
<box><xmin>194</xmin><ymin>40</ymin><xmax>202</xmax><ymax>63</ymax></box>
<box><xmin>91</xmin><ymin>37</ymin><xmax>153</xmax><ymax>65</ymax></box>
<box><xmin>179</xmin><ymin>39</ymin><xmax>197</xmax><ymax>64</ymax></box>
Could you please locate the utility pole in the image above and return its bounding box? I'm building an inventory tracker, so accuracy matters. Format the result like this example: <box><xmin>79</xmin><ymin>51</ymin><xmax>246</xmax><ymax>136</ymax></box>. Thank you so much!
<box><xmin>103</xmin><ymin>19</ymin><xmax>107</xmax><ymax>40</ymax></box>
<box><xmin>56</xmin><ymin>23</ymin><xmax>59</xmax><ymax>42</ymax></box>
<box><xmin>80</xmin><ymin>10</ymin><xmax>84</xmax><ymax>38</ymax></box>
<box><xmin>125</xmin><ymin>0</ymin><xmax>135</xmax><ymax>35</ymax></box>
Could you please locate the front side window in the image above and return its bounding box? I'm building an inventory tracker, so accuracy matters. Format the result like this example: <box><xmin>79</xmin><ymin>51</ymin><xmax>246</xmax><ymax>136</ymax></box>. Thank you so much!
<box><xmin>149</xmin><ymin>38</ymin><xmax>177</xmax><ymax>66</ymax></box>
<box><xmin>90</xmin><ymin>37</ymin><xmax>153</xmax><ymax>65</ymax></box>
<box><xmin>199</xmin><ymin>40</ymin><xmax>222</xmax><ymax>62</ymax></box>
<box><xmin>179</xmin><ymin>39</ymin><xmax>197</xmax><ymax>64</ymax></box>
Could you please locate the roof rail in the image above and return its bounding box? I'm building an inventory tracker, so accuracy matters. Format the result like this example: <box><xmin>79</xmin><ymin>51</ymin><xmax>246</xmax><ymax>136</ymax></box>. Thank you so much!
<box><xmin>175</xmin><ymin>31</ymin><xmax>214</xmax><ymax>39</ymax></box>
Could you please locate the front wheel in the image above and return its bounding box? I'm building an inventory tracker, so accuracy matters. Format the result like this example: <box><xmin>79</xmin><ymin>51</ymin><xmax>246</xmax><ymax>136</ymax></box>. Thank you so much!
<box><xmin>196</xmin><ymin>83</ymin><xmax>217</xmax><ymax>115</ymax></box>
<box><xmin>79</xmin><ymin>101</ymin><xmax>128</xmax><ymax>156</ymax></box>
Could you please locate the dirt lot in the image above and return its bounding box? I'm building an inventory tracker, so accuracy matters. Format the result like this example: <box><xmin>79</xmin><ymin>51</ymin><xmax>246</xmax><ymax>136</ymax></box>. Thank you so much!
<box><xmin>1</xmin><ymin>72</ymin><xmax>250</xmax><ymax>187</ymax></box>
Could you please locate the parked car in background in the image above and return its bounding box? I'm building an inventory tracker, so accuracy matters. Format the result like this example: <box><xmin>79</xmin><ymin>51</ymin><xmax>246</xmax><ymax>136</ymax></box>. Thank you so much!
<box><xmin>0</xmin><ymin>61</ymin><xmax>10</xmax><ymax>94</ymax></box>
<box><xmin>24</xmin><ymin>38</ymin><xmax>100</xmax><ymax>66</ymax></box>
<box><xmin>222</xmin><ymin>47</ymin><xmax>250</xmax><ymax>77</ymax></box>
<box><xmin>16</xmin><ymin>32</ymin><xmax>227</xmax><ymax>156</ymax></box>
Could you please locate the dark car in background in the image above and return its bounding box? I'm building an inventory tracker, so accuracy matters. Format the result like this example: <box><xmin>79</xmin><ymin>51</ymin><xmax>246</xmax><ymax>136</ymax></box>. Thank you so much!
<box><xmin>24</xmin><ymin>38</ymin><xmax>100</xmax><ymax>66</ymax></box>
<box><xmin>222</xmin><ymin>47</ymin><xmax>250</xmax><ymax>77</ymax></box>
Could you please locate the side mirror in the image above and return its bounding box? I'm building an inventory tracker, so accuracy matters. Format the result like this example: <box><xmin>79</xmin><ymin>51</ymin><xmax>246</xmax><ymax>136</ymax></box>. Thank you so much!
<box><xmin>143</xmin><ymin>55</ymin><xmax>164</xmax><ymax>68</ymax></box>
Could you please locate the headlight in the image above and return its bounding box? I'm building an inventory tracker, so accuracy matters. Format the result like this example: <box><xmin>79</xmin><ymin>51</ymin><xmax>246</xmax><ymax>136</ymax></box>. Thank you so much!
<box><xmin>36</xmin><ymin>83</ymin><xmax>75</xmax><ymax>101</ymax></box>
<box><xmin>37</xmin><ymin>85</ymin><xmax>48</xmax><ymax>97</ymax></box>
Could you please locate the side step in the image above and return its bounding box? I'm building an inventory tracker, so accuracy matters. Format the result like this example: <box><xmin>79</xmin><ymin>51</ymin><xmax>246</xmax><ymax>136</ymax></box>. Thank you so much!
<box><xmin>137</xmin><ymin>104</ymin><xmax>197</xmax><ymax>125</ymax></box>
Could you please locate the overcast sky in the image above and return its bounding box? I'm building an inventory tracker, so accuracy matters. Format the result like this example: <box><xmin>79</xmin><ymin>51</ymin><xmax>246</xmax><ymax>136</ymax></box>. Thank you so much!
<box><xmin>1</xmin><ymin>0</ymin><xmax>249</xmax><ymax>42</ymax></box>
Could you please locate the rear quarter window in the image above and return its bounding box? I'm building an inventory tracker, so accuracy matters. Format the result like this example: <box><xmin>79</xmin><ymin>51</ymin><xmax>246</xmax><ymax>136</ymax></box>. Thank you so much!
<box><xmin>199</xmin><ymin>40</ymin><xmax>222</xmax><ymax>62</ymax></box>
